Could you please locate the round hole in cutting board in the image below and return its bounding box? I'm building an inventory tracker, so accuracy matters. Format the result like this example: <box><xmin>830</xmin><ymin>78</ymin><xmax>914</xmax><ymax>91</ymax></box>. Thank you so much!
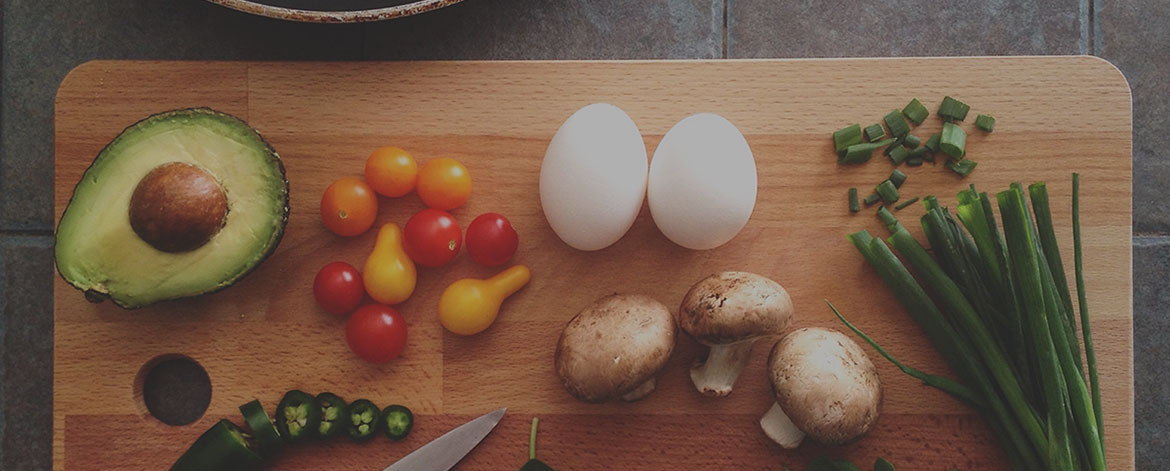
<box><xmin>133</xmin><ymin>354</ymin><xmax>212</xmax><ymax>426</ymax></box>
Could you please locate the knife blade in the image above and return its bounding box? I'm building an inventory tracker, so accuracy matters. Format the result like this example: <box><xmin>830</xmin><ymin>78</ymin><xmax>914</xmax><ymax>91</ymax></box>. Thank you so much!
<box><xmin>383</xmin><ymin>407</ymin><xmax>507</xmax><ymax>471</ymax></box>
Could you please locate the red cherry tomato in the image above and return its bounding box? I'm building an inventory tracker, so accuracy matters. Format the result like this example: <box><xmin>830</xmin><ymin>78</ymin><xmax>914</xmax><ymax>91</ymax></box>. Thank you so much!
<box><xmin>465</xmin><ymin>213</ymin><xmax>519</xmax><ymax>267</ymax></box>
<box><xmin>346</xmin><ymin>304</ymin><xmax>408</xmax><ymax>364</ymax></box>
<box><xmin>402</xmin><ymin>209</ymin><xmax>462</xmax><ymax>268</ymax></box>
<box><xmin>313</xmin><ymin>262</ymin><xmax>365</xmax><ymax>315</ymax></box>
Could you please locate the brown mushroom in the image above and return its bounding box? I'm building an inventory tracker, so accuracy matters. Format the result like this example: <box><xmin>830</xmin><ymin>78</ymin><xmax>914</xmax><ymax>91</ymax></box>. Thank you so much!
<box><xmin>759</xmin><ymin>327</ymin><xmax>882</xmax><ymax>448</ymax></box>
<box><xmin>554</xmin><ymin>294</ymin><xmax>677</xmax><ymax>403</ymax></box>
<box><xmin>677</xmin><ymin>271</ymin><xmax>793</xmax><ymax>396</ymax></box>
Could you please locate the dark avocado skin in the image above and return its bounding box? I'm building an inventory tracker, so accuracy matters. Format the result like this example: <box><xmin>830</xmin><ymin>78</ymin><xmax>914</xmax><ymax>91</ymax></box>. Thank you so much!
<box><xmin>55</xmin><ymin>107</ymin><xmax>290</xmax><ymax>309</ymax></box>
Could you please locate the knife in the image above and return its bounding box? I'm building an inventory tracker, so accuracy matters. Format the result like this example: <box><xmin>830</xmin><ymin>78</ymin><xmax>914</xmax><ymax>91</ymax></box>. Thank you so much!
<box><xmin>382</xmin><ymin>408</ymin><xmax>507</xmax><ymax>471</ymax></box>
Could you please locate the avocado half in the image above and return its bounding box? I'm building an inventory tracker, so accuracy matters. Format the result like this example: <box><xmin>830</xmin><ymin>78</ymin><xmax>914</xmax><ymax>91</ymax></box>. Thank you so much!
<box><xmin>55</xmin><ymin>108</ymin><xmax>289</xmax><ymax>309</ymax></box>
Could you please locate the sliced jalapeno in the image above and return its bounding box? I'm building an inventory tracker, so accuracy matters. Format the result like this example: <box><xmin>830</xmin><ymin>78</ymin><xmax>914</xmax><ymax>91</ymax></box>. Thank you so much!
<box><xmin>381</xmin><ymin>404</ymin><xmax>413</xmax><ymax>441</ymax></box>
<box><xmin>316</xmin><ymin>392</ymin><xmax>348</xmax><ymax>439</ymax></box>
<box><xmin>275</xmin><ymin>390</ymin><xmax>321</xmax><ymax>443</ymax></box>
<box><xmin>346</xmin><ymin>399</ymin><xmax>380</xmax><ymax>442</ymax></box>
<box><xmin>170</xmin><ymin>419</ymin><xmax>263</xmax><ymax>471</ymax></box>
<box><xmin>238</xmin><ymin>399</ymin><xmax>282</xmax><ymax>457</ymax></box>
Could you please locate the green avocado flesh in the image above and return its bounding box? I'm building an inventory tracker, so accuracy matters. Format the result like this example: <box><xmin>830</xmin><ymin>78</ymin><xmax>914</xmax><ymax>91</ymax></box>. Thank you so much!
<box><xmin>55</xmin><ymin>108</ymin><xmax>289</xmax><ymax>309</ymax></box>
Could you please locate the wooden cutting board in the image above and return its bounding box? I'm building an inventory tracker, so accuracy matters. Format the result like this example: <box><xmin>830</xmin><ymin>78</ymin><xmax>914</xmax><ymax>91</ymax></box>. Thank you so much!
<box><xmin>53</xmin><ymin>57</ymin><xmax>1134</xmax><ymax>471</ymax></box>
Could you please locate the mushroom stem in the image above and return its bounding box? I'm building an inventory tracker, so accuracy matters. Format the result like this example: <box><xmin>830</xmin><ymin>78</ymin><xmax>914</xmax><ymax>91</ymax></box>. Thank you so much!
<box><xmin>619</xmin><ymin>377</ymin><xmax>657</xmax><ymax>402</ymax></box>
<box><xmin>759</xmin><ymin>402</ymin><xmax>806</xmax><ymax>449</ymax></box>
<box><xmin>689</xmin><ymin>340</ymin><xmax>755</xmax><ymax>396</ymax></box>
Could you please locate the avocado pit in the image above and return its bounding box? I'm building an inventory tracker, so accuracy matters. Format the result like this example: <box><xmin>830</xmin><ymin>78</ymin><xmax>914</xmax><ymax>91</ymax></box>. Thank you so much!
<box><xmin>129</xmin><ymin>162</ymin><xmax>228</xmax><ymax>253</ymax></box>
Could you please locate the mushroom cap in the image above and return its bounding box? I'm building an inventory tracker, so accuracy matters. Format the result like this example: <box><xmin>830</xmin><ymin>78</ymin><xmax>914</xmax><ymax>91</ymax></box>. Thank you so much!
<box><xmin>767</xmin><ymin>327</ymin><xmax>882</xmax><ymax>445</ymax></box>
<box><xmin>554</xmin><ymin>294</ymin><xmax>677</xmax><ymax>403</ymax></box>
<box><xmin>677</xmin><ymin>271</ymin><xmax>793</xmax><ymax>346</ymax></box>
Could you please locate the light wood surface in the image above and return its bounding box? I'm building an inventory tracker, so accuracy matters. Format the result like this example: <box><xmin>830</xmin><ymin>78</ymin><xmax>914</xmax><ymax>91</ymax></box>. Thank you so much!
<box><xmin>53</xmin><ymin>57</ymin><xmax>1134</xmax><ymax>470</ymax></box>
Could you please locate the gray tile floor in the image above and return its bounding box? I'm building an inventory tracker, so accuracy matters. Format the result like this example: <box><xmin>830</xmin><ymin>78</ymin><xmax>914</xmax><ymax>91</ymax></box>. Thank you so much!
<box><xmin>2</xmin><ymin>0</ymin><xmax>1165</xmax><ymax>468</ymax></box>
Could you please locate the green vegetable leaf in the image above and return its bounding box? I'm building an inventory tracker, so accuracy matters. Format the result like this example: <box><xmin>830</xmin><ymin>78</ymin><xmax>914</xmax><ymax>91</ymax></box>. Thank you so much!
<box><xmin>808</xmin><ymin>456</ymin><xmax>860</xmax><ymax>471</ymax></box>
<box><xmin>874</xmin><ymin>457</ymin><xmax>895</xmax><ymax>471</ymax></box>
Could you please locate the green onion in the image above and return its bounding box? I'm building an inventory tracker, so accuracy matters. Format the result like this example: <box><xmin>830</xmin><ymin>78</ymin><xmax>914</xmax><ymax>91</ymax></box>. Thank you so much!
<box><xmin>906</xmin><ymin>157</ymin><xmax>924</xmax><ymax>166</ymax></box>
<box><xmin>903</xmin><ymin>134</ymin><xmax>922</xmax><ymax>149</ymax></box>
<box><xmin>888</xmin><ymin>146</ymin><xmax>911</xmax><ymax>166</ymax></box>
<box><xmin>883</xmin><ymin>136</ymin><xmax>906</xmax><ymax>156</ymax></box>
<box><xmin>849</xmin><ymin>188</ymin><xmax>860</xmax><ymax>213</ymax></box>
<box><xmin>876</xmin><ymin>180</ymin><xmax>899</xmax><ymax>203</ymax></box>
<box><xmin>864</xmin><ymin>193</ymin><xmax>881</xmax><ymax>206</ymax></box>
<box><xmin>1073</xmin><ymin>173</ymin><xmax>1104</xmax><ymax>448</ymax></box>
<box><xmin>939</xmin><ymin>96</ymin><xmax>971</xmax><ymax>122</ymax></box>
<box><xmin>940</xmin><ymin>122</ymin><xmax>967</xmax><ymax>159</ymax></box>
<box><xmin>976</xmin><ymin>114</ymin><xmax>996</xmax><ymax>132</ymax></box>
<box><xmin>841</xmin><ymin>138</ymin><xmax>896</xmax><ymax>165</ymax></box>
<box><xmin>884</xmin><ymin>109</ymin><xmax>911</xmax><ymax>137</ymax></box>
<box><xmin>947</xmin><ymin>159</ymin><xmax>977</xmax><ymax>177</ymax></box>
<box><xmin>842</xmin><ymin>180</ymin><xmax>1106</xmax><ymax>471</ymax></box>
<box><xmin>864</xmin><ymin>123</ymin><xmax>886</xmax><ymax>142</ymax></box>
<box><xmin>903</xmin><ymin>98</ymin><xmax>929</xmax><ymax>125</ymax></box>
<box><xmin>833</xmin><ymin>124</ymin><xmax>863</xmax><ymax>153</ymax></box>
<box><xmin>828</xmin><ymin>301</ymin><xmax>983</xmax><ymax>406</ymax></box>
<box><xmin>889</xmin><ymin>169</ymin><xmax>908</xmax><ymax>188</ymax></box>
<box><xmin>925</xmin><ymin>133</ymin><xmax>941</xmax><ymax>152</ymax></box>
<box><xmin>895</xmin><ymin>197</ymin><xmax>919</xmax><ymax>210</ymax></box>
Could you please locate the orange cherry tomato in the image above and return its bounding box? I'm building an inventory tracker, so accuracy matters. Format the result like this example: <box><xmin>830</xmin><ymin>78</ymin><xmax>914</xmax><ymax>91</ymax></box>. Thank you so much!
<box><xmin>417</xmin><ymin>157</ymin><xmax>471</xmax><ymax>210</ymax></box>
<box><xmin>364</xmin><ymin>147</ymin><xmax>418</xmax><ymax>198</ymax></box>
<box><xmin>320</xmin><ymin>177</ymin><xmax>378</xmax><ymax>236</ymax></box>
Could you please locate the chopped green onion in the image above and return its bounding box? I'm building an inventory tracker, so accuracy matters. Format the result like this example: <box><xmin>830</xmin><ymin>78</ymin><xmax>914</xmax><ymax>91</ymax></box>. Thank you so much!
<box><xmin>833</xmin><ymin>124</ymin><xmax>863</xmax><ymax>153</ymax></box>
<box><xmin>906</xmin><ymin>157</ymin><xmax>924</xmax><ymax>166</ymax></box>
<box><xmin>876</xmin><ymin>180</ymin><xmax>899</xmax><ymax>203</ymax></box>
<box><xmin>940</xmin><ymin>122</ymin><xmax>967</xmax><ymax>159</ymax></box>
<box><xmin>884</xmin><ymin>136</ymin><xmax>906</xmax><ymax>156</ymax></box>
<box><xmin>903</xmin><ymin>98</ymin><xmax>929</xmax><ymax>125</ymax></box>
<box><xmin>925</xmin><ymin>133</ymin><xmax>941</xmax><ymax>152</ymax></box>
<box><xmin>863</xmin><ymin>193</ymin><xmax>882</xmax><ymax>206</ymax></box>
<box><xmin>903</xmin><ymin>134</ymin><xmax>922</xmax><ymax>149</ymax></box>
<box><xmin>864</xmin><ymin>123</ymin><xmax>886</xmax><ymax>142</ymax></box>
<box><xmin>889</xmin><ymin>169</ymin><xmax>908</xmax><ymax>188</ymax></box>
<box><xmin>849</xmin><ymin>188</ymin><xmax>860</xmax><ymax>213</ymax></box>
<box><xmin>908</xmin><ymin>146</ymin><xmax>929</xmax><ymax>159</ymax></box>
<box><xmin>976</xmin><ymin>114</ymin><xmax>996</xmax><ymax>132</ymax></box>
<box><xmin>895</xmin><ymin>197</ymin><xmax>920</xmax><ymax>210</ymax></box>
<box><xmin>841</xmin><ymin>138</ymin><xmax>896</xmax><ymax>165</ymax></box>
<box><xmin>939</xmin><ymin>95</ymin><xmax>971</xmax><ymax>122</ymax></box>
<box><xmin>888</xmin><ymin>145</ymin><xmax>911</xmax><ymax>166</ymax></box>
<box><xmin>877</xmin><ymin>206</ymin><xmax>902</xmax><ymax>233</ymax></box>
<box><xmin>947</xmin><ymin>159</ymin><xmax>978</xmax><ymax>177</ymax></box>
<box><xmin>884</xmin><ymin>110</ymin><xmax>911</xmax><ymax>137</ymax></box>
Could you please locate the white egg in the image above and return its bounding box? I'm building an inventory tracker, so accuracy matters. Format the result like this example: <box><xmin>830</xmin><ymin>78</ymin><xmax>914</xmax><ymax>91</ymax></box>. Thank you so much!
<box><xmin>540</xmin><ymin>103</ymin><xmax>648</xmax><ymax>251</ymax></box>
<box><xmin>648</xmin><ymin>113</ymin><xmax>757</xmax><ymax>250</ymax></box>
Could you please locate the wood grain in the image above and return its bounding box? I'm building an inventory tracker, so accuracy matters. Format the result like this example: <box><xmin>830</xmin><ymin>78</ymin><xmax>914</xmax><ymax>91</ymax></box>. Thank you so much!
<box><xmin>53</xmin><ymin>57</ymin><xmax>1133</xmax><ymax>470</ymax></box>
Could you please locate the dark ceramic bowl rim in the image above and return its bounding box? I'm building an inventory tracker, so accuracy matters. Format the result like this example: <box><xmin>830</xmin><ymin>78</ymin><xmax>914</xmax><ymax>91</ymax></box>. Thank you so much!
<box><xmin>207</xmin><ymin>0</ymin><xmax>465</xmax><ymax>23</ymax></box>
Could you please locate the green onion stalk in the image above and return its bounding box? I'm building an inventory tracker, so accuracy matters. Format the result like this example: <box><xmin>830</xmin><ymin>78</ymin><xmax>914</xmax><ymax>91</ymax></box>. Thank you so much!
<box><xmin>833</xmin><ymin>175</ymin><xmax>1104</xmax><ymax>470</ymax></box>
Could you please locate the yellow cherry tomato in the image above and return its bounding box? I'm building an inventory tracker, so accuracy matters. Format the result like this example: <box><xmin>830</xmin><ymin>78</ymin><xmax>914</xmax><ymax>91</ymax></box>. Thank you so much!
<box><xmin>439</xmin><ymin>265</ymin><xmax>530</xmax><ymax>335</ymax></box>
<box><xmin>364</xmin><ymin>147</ymin><xmax>418</xmax><ymax>198</ymax></box>
<box><xmin>417</xmin><ymin>157</ymin><xmax>471</xmax><ymax>210</ymax></box>
<box><xmin>363</xmin><ymin>224</ymin><xmax>417</xmax><ymax>305</ymax></box>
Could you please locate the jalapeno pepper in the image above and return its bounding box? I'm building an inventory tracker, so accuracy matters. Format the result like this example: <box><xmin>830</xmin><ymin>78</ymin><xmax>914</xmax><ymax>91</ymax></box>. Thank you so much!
<box><xmin>346</xmin><ymin>399</ymin><xmax>381</xmax><ymax>441</ymax></box>
<box><xmin>170</xmin><ymin>419</ymin><xmax>263</xmax><ymax>471</ymax></box>
<box><xmin>275</xmin><ymin>389</ymin><xmax>321</xmax><ymax>443</ymax></box>
<box><xmin>381</xmin><ymin>404</ymin><xmax>414</xmax><ymax>441</ymax></box>
<box><xmin>238</xmin><ymin>400</ymin><xmax>282</xmax><ymax>457</ymax></box>
<box><xmin>316</xmin><ymin>392</ymin><xmax>348</xmax><ymax>439</ymax></box>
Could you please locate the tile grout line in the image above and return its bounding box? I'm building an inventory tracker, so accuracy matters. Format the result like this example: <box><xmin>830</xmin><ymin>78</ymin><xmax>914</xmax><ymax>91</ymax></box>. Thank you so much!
<box><xmin>721</xmin><ymin>0</ymin><xmax>728</xmax><ymax>59</ymax></box>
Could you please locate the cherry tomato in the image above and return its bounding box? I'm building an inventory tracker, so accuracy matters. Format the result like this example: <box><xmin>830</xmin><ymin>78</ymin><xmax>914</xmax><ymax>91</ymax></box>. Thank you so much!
<box><xmin>321</xmin><ymin>177</ymin><xmax>378</xmax><ymax>237</ymax></box>
<box><xmin>365</xmin><ymin>147</ymin><xmax>418</xmax><ymax>198</ymax></box>
<box><xmin>416</xmin><ymin>158</ymin><xmax>471</xmax><ymax>210</ymax></box>
<box><xmin>313</xmin><ymin>262</ymin><xmax>365</xmax><ymax>315</ymax></box>
<box><xmin>402</xmin><ymin>209</ymin><xmax>462</xmax><ymax>268</ymax></box>
<box><xmin>346</xmin><ymin>304</ymin><xmax>408</xmax><ymax>364</ymax></box>
<box><xmin>465</xmin><ymin>213</ymin><xmax>519</xmax><ymax>267</ymax></box>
